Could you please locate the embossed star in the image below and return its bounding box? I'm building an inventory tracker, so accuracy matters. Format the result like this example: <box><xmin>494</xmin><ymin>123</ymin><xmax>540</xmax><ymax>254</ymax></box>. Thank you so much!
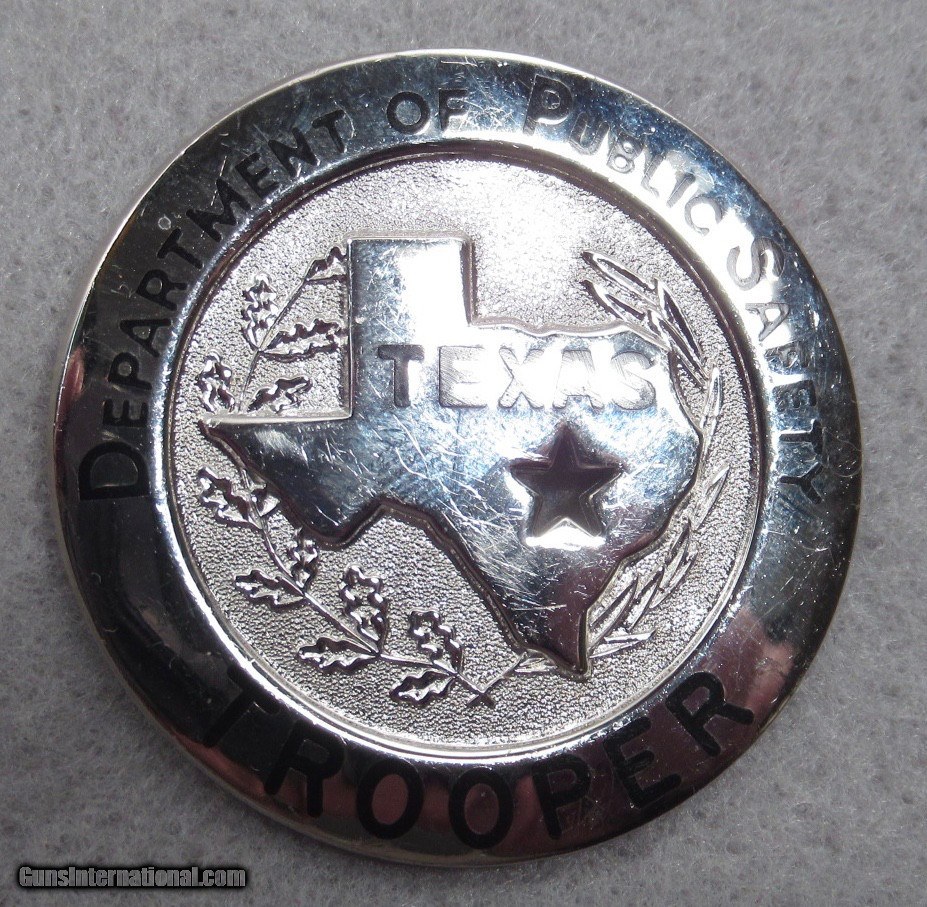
<box><xmin>510</xmin><ymin>425</ymin><xmax>622</xmax><ymax>538</ymax></box>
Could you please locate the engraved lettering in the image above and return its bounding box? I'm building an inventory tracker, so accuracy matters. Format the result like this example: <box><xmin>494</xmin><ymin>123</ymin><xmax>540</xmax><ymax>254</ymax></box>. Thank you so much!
<box><xmin>531</xmin><ymin>754</ymin><xmax>591</xmax><ymax>839</ymax></box>
<box><xmin>356</xmin><ymin>759</ymin><xmax>425</xmax><ymax>839</ymax></box>
<box><xmin>775</xmin><ymin>378</ymin><xmax>817</xmax><ymax>411</ymax></box>
<box><xmin>102</xmin><ymin>399</ymin><xmax>148</xmax><ymax>427</ymax></box>
<box><xmin>780</xmin><ymin>420</ymin><xmax>823</xmax><ymax>457</ymax></box>
<box><xmin>377</xmin><ymin>344</ymin><xmax>424</xmax><ymax>407</ymax></box>
<box><xmin>201</xmin><ymin>665</ymin><xmax>279</xmax><ymax>748</ymax></box>
<box><xmin>665</xmin><ymin>672</ymin><xmax>754</xmax><ymax>757</ymax></box>
<box><xmin>373</xmin><ymin>342</ymin><xmax>658</xmax><ymax>412</ymax></box>
<box><xmin>108</xmin><ymin>352</ymin><xmax>151</xmax><ymax>392</ymax></box>
<box><xmin>569</xmin><ymin>113</ymin><xmax>608</xmax><ymax>154</ymax></box>
<box><xmin>438</xmin><ymin>87</ymin><xmax>468</xmax><ymax>129</ymax></box>
<box><xmin>640</xmin><ymin>149</ymin><xmax>664</xmax><ymax>197</ymax></box>
<box><xmin>235</xmin><ymin>152</ymin><xmax>279</xmax><ymax>200</ymax></box>
<box><xmin>667</xmin><ymin>171</ymin><xmax>697</xmax><ymax>207</ymax></box>
<box><xmin>524</xmin><ymin>74</ymin><xmax>573</xmax><ymax>135</ymax></box>
<box><xmin>136</xmin><ymin>269</ymin><xmax>186</xmax><ymax>311</ymax></box>
<box><xmin>604</xmin><ymin>717</ymin><xmax>681</xmax><ymax>809</ymax></box>
<box><xmin>606</xmin><ymin>131</ymin><xmax>643</xmax><ymax>174</ymax></box>
<box><xmin>120</xmin><ymin>319</ymin><xmax>170</xmax><ymax>358</ymax></box>
<box><xmin>685</xmin><ymin>194</ymin><xmax>723</xmax><ymax>234</ymax></box>
<box><xmin>498</xmin><ymin>346</ymin><xmax>546</xmax><ymax>408</ymax></box>
<box><xmin>728</xmin><ymin>236</ymin><xmax>784</xmax><ymax>290</ymax></box>
<box><xmin>312</xmin><ymin>109</ymin><xmax>348</xmax><ymax>153</ymax></box>
<box><xmin>263</xmin><ymin>721</ymin><xmax>344</xmax><ymax>817</ymax></box>
<box><xmin>77</xmin><ymin>441</ymin><xmax>149</xmax><ymax>500</ymax></box>
<box><xmin>553</xmin><ymin>347</ymin><xmax>605</xmax><ymax>409</ymax></box>
<box><xmin>157</xmin><ymin>227</ymin><xmax>202</xmax><ymax>269</ymax></box>
<box><xmin>186</xmin><ymin>177</ymin><xmax>252</xmax><ymax>242</ymax></box>
<box><xmin>611</xmin><ymin>351</ymin><xmax>656</xmax><ymax>409</ymax></box>
<box><xmin>448</xmin><ymin>768</ymin><xmax>514</xmax><ymax>849</ymax></box>
<box><xmin>744</xmin><ymin>300</ymin><xmax>791</xmax><ymax>342</ymax></box>
<box><xmin>387</xmin><ymin>91</ymin><xmax>430</xmax><ymax>134</ymax></box>
<box><xmin>268</xmin><ymin>127</ymin><xmax>319</xmax><ymax>178</ymax></box>
<box><xmin>780</xmin><ymin>460</ymin><xmax>824</xmax><ymax>503</ymax></box>
<box><xmin>766</xmin><ymin>340</ymin><xmax>811</xmax><ymax>373</ymax></box>
<box><xmin>439</xmin><ymin>345</ymin><xmax>487</xmax><ymax>408</ymax></box>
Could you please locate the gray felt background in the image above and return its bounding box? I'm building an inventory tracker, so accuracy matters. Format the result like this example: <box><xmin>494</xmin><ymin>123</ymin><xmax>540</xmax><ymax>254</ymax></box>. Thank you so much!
<box><xmin>1</xmin><ymin>1</ymin><xmax>924</xmax><ymax>904</ymax></box>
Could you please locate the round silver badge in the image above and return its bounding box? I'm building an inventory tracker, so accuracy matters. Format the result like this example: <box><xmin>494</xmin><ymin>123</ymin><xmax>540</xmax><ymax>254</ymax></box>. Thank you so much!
<box><xmin>53</xmin><ymin>51</ymin><xmax>860</xmax><ymax>862</ymax></box>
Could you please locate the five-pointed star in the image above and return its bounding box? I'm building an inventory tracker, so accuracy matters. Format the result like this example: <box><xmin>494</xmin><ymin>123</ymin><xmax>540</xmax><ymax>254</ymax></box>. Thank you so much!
<box><xmin>510</xmin><ymin>426</ymin><xmax>622</xmax><ymax>538</ymax></box>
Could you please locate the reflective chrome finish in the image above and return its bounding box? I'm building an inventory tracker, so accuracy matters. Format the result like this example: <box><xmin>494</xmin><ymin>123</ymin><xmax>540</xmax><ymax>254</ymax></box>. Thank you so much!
<box><xmin>53</xmin><ymin>51</ymin><xmax>860</xmax><ymax>863</ymax></box>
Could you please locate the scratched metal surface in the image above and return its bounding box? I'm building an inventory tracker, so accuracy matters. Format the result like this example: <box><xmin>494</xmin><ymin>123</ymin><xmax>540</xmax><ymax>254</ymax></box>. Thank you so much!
<box><xmin>1</xmin><ymin>1</ymin><xmax>924</xmax><ymax>903</ymax></box>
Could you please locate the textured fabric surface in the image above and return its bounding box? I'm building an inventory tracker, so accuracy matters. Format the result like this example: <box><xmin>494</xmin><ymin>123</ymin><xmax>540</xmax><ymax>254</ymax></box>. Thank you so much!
<box><xmin>1</xmin><ymin>1</ymin><xmax>924</xmax><ymax>903</ymax></box>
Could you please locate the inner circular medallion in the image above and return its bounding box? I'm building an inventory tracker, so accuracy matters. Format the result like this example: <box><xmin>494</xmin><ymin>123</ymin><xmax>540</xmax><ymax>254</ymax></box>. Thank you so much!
<box><xmin>168</xmin><ymin>151</ymin><xmax>760</xmax><ymax>752</ymax></box>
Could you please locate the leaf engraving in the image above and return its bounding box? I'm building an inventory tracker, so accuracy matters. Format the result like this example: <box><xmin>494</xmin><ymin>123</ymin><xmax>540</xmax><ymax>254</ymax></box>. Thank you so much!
<box><xmin>340</xmin><ymin>566</ymin><xmax>389</xmax><ymax>649</ymax></box>
<box><xmin>197</xmin><ymin>354</ymin><xmax>235</xmax><ymax>412</ymax></box>
<box><xmin>596</xmin><ymin>630</ymin><xmax>653</xmax><ymax>658</ymax></box>
<box><xmin>234</xmin><ymin>569</ymin><xmax>304</xmax><ymax>609</ymax></box>
<box><xmin>513</xmin><ymin>653</ymin><xmax>554</xmax><ymax>675</ymax></box>
<box><xmin>241</xmin><ymin>273</ymin><xmax>281</xmax><ymax>348</ymax></box>
<box><xmin>287</xmin><ymin>529</ymin><xmax>320</xmax><ymax>591</ymax></box>
<box><xmin>699</xmin><ymin>367</ymin><xmax>723</xmax><ymax>447</ymax></box>
<box><xmin>197</xmin><ymin>468</ymin><xmax>261</xmax><ymax>529</ymax></box>
<box><xmin>693</xmin><ymin>467</ymin><xmax>729</xmax><ymax>530</ymax></box>
<box><xmin>246</xmin><ymin>376</ymin><xmax>312</xmax><ymax>413</ymax></box>
<box><xmin>305</xmin><ymin>246</ymin><xmax>347</xmax><ymax>283</ymax></box>
<box><xmin>390</xmin><ymin>669</ymin><xmax>455</xmax><ymax>704</ymax></box>
<box><xmin>408</xmin><ymin>610</ymin><xmax>463</xmax><ymax>673</ymax></box>
<box><xmin>298</xmin><ymin>638</ymin><xmax>375</xmax><ymax>672</ymax></box>
<box><xmin>583</xmin><ymin>250</ymin><xmax>706</xmax><ymax>387</ymax></box>
<box><xmin>265</xmin><ymin>319</ymin><xmax>344</xmax><ymax>360</ymax></box>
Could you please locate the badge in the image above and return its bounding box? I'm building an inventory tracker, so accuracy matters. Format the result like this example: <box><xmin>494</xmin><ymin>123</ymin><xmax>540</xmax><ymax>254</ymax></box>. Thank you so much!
<box><xmin>53</xmin><ymin>51</ymin><xmax>861</xmax><ymax>862</ymax></box>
